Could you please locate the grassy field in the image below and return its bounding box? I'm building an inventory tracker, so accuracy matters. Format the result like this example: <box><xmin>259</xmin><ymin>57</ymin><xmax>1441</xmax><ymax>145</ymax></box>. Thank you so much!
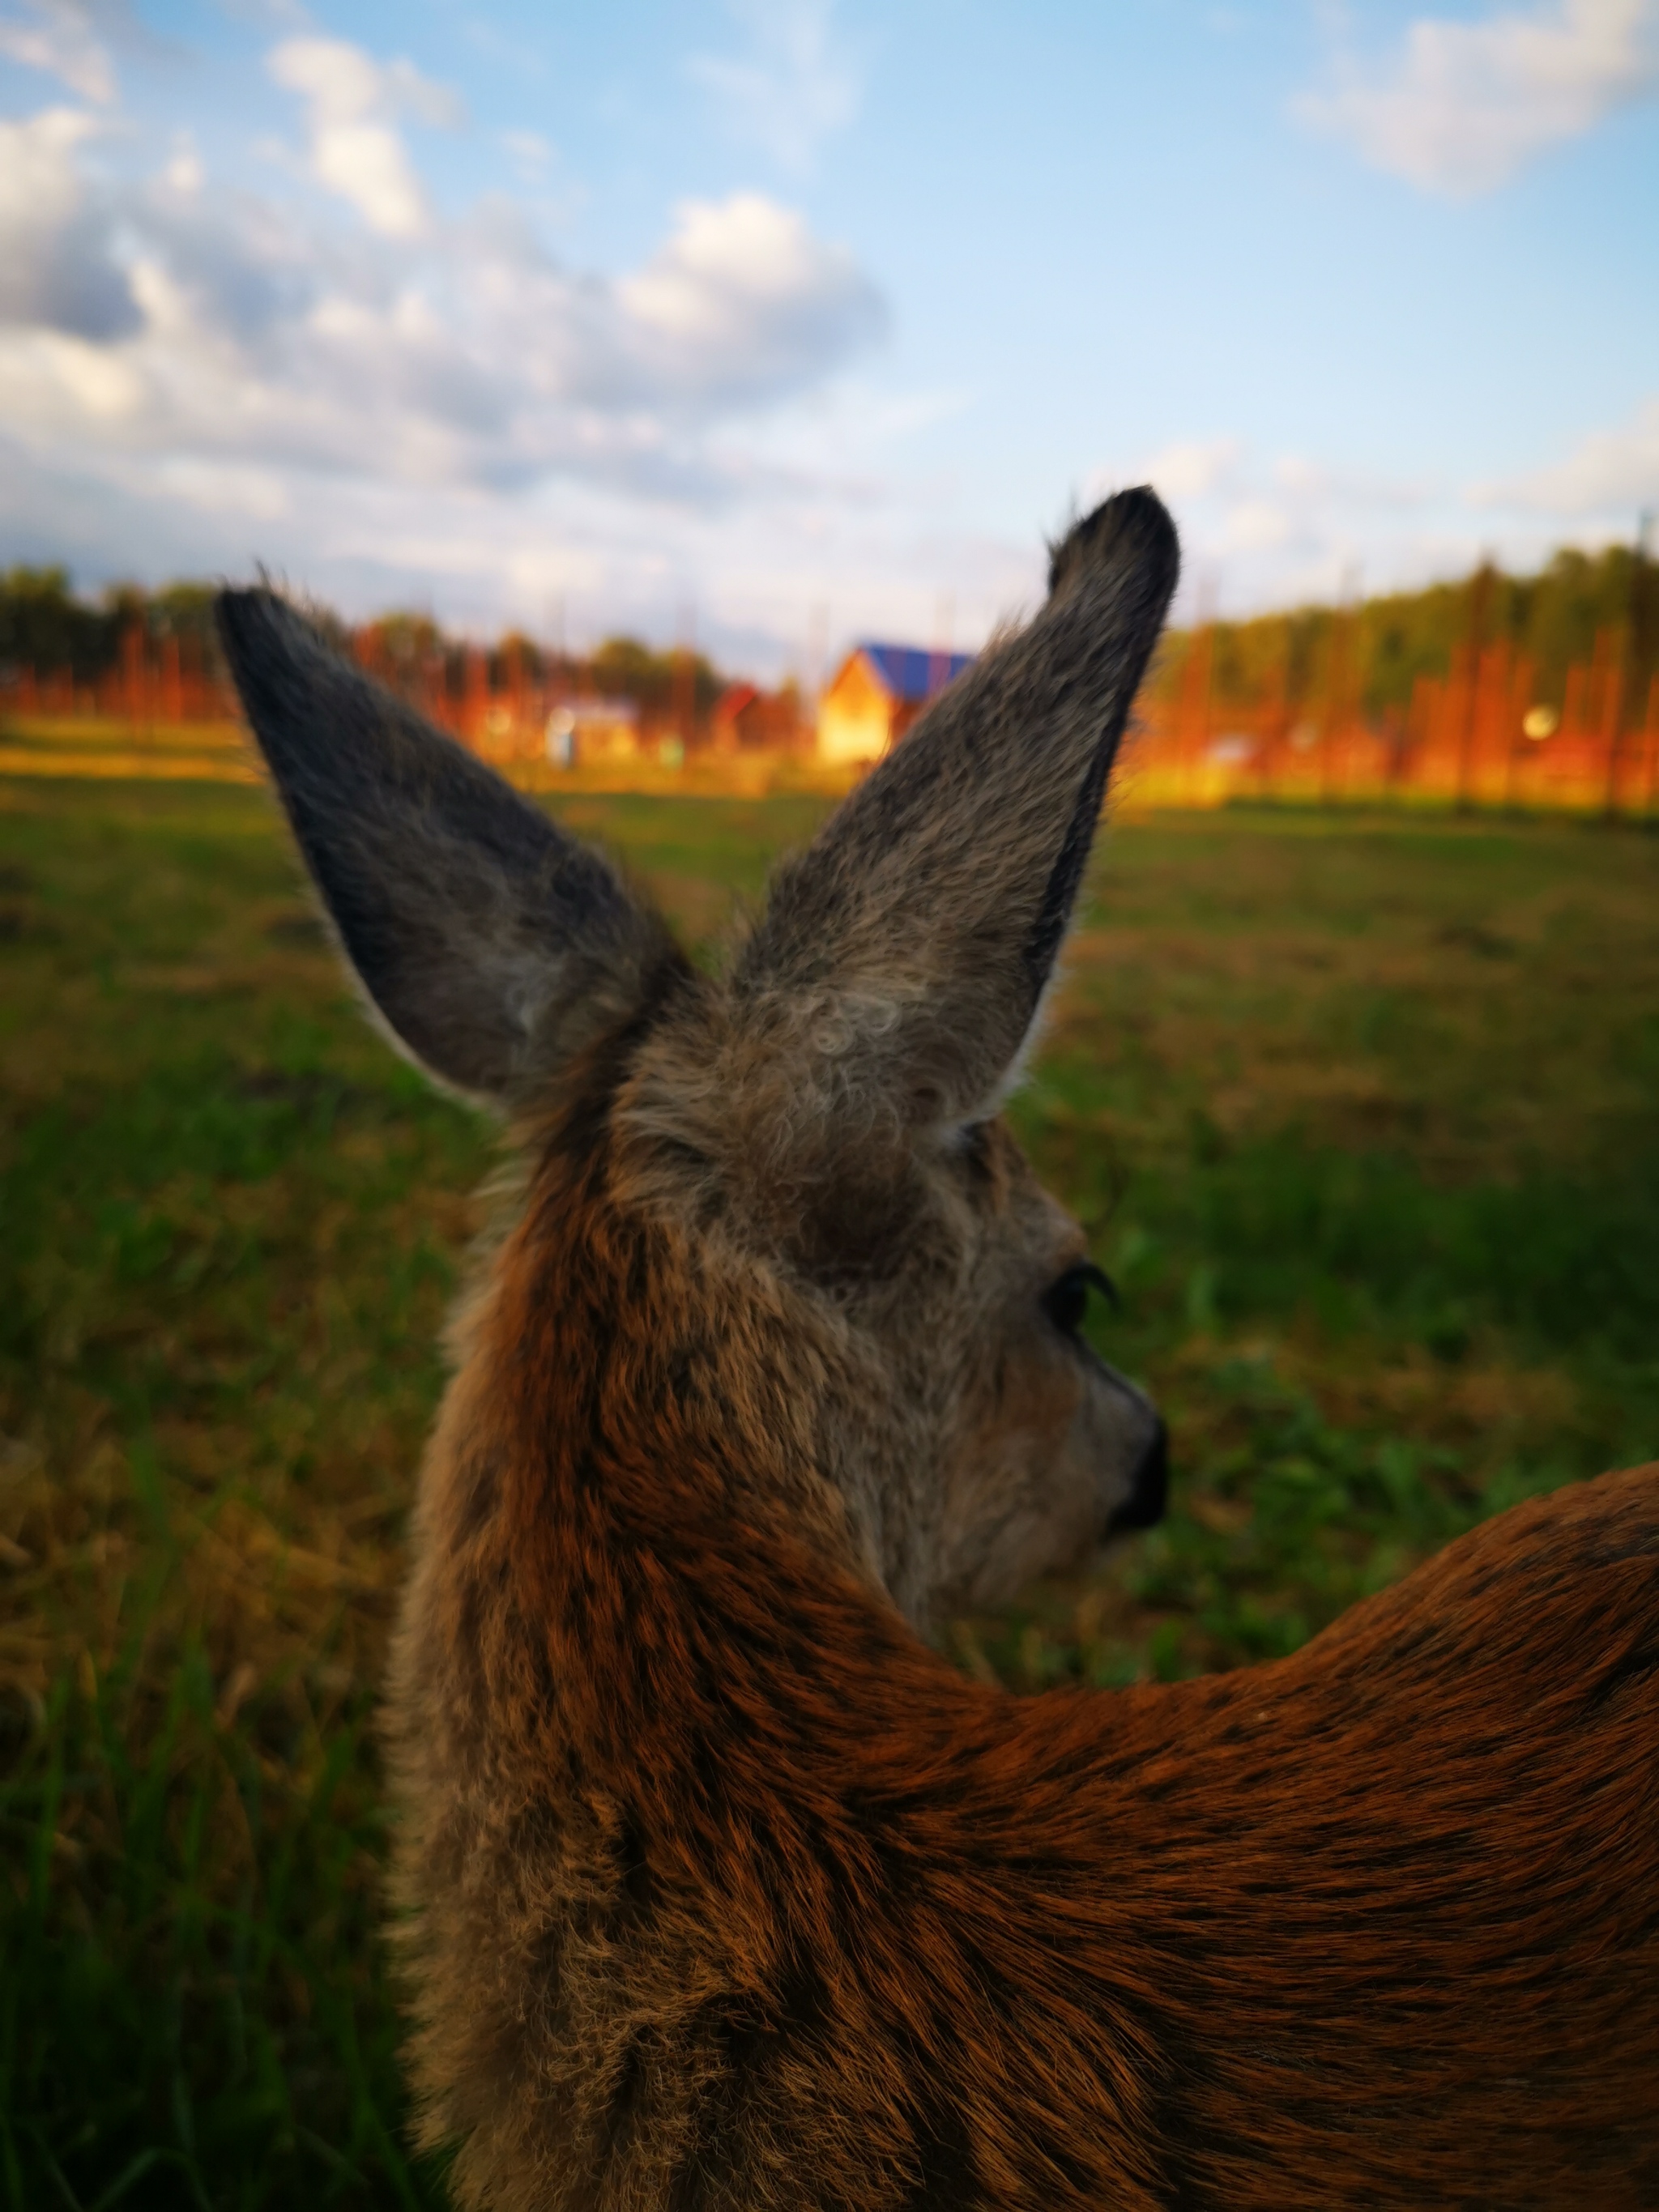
<box><xmin>2</xmin><ymin>776</ymin><xmax>1657</xmax><ymax>2207</ymax></box>
<box><xmin>0</xmin><ymin>715</ymin><xmax>858</xmax><ymax>803</ymax></box>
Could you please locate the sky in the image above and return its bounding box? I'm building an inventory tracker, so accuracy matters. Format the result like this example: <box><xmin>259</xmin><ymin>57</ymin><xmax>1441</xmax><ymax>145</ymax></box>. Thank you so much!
<box><xmin>2</xmin><ymin>0</ymin><xmax>1657</xmax><ymax>675</ymax></box>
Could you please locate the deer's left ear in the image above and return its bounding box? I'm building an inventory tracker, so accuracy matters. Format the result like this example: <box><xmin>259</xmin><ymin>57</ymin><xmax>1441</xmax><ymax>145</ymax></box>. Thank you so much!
<box><xmin>217</xmin><ymin>589</ymin><xmax>676</xmax><ymax>1103</ymax></box>
<box><xmin>732</xmin><ymin>488</ymin><xmax>1179</xmax><ymax>1136</ymax></box>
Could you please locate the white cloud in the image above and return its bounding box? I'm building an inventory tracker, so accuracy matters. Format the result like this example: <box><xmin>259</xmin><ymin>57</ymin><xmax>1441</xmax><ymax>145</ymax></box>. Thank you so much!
<box><xmin>151</xmin><ymin>455</ymin><xmax>292</xmax><ymax>518</ymax></box>
<box><xmin>1477</xmin><ymin>394</ymin><xmax>1659</xmax><ymax>511</ymax></box>
<box><xmin>1271</xmin><ymin>452</ymin><xmax>1436</xmax><ymax>508</ymax></box>
<box><xmin>1141</xmin><ymin>437</ymin><xmax>1242</xmax><ymax>501</ymax></box>
<box><xmin>0</xmin><ymin>107</ymin><xmax>139</xmax><ymax>338</ymax></box>
<box><xmin>164</xmin><ymin>130</ymin><xmax>203</xmax><ymax>196</ymax></box>
<box><xmin>1078</xmin><ymin>432</ymin><xmax>1483</xmax><ymax>615</ymax></box>
<box><xmin>1219</xmin><ymin>497</ymin><xmax>1294</xmax><ymax>552</ymax></box>
<box><xmin>0</xmin><ymin>91</ymin><xmax>889</xmax><ymax>526</ymax></box>
<box><xmin>1273</xmin><ymin>453</ymin><xmax>1328</xmax><ymax>496</ymax></box>
<box><xmin>1081</xmin><ymin>437</ymin><xmax>1240</xmax><ymax>514</ymax></box>
<box><xmin>0</xmin><ymin>35</ymin><xmax>943</xmax><ymax>666</ymax></box>
<box><xmin>1299</xmin><ymin>0</ymin><xmax>1659</xmax><ymax>194</ymax></box>
<box><xmin>267</xmin><ymin>36</ymin><xmax>461</xmax><ymax>238</ymax></box>
<box><xmin>0</xmin><ymin>0</ymin><xmax>116</xmax><ymax>104</ymax></box>
<box><xmin>689</xmin><ymin>0</ymin><xmax>860</xmax><ymax>172</ymax></box>
<box><xmin>619</xmin><ymin>194</ymin><xmax>885</xmax><ymax>407</ymax></box>
<box><xmin>500</xmin><ymin>127</ymin><xmax>553</xmax><ymax>185</ymax></box>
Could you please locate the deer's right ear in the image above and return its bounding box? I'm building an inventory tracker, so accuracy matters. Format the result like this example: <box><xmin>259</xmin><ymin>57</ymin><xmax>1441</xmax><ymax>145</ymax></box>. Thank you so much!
<box><xmin>216</xmin><ymin>590</ymin><xmax>672</xmax><ymax>1103</ymax></box>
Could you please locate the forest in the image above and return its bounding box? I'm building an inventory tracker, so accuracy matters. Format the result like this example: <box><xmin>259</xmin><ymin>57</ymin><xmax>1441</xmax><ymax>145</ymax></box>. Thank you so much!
<box><xmin>0</xmin><ymin>568</ymin><xmax>727</xmax><ymax>721</ymax></box>
<box><xmin>1145</xmin><ymin>539</ymin><xmax>1656</xmax><ymax>722</ymax></box>
<box><xmin>2</xmin><ymin>539</ymin><xmax>1653</xmax><ymax>725</ymax></box>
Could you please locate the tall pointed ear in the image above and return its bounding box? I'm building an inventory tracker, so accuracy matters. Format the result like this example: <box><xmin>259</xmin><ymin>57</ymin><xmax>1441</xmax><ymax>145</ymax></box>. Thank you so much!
<box><xmin>216</xmin><ymin>589</ymin><xmax>673</xmax><ymax>1102</ymax></box>
<box><xmin>733</xmin><ymin>486</ymin><xmax>1179</xmax><ymax>1132</ymax></box>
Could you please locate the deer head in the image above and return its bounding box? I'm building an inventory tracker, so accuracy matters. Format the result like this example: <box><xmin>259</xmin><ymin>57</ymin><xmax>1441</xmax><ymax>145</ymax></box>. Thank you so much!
<box><xmin>215</xmin><ymin>487</ymin><xmax>1178</xmax><ymax>1630</ymax></box>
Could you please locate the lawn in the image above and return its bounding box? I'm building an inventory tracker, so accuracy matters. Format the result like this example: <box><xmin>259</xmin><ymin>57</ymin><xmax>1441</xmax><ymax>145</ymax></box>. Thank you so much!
<box><xmin>2</xmin><ymin>776</ymin><xmax>1657</xmax><ymax>2207</ymax></box>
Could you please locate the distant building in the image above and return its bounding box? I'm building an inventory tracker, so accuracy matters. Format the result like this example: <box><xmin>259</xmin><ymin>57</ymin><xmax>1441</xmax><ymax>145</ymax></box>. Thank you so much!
<box><xmin>544</xmin><ymin>697</ymin><xmax>641</xmax><ymax>767</ymax></box>
<box><xmin>817</xmin><ymin>642</ymin><xmax>975</xmax><ymax>765</ymax></box>
<box><xmin>710</xmin><ymin>681</ymin><xmax>801</xmax><ymax>752</ymax></box>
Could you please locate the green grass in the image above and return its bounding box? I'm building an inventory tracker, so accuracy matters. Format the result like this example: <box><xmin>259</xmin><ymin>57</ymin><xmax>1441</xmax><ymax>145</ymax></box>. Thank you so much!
<box><xmin>3</xmin><ymin>778</ymin><xmax>1657</xmax><ymax>2204</ymax></box>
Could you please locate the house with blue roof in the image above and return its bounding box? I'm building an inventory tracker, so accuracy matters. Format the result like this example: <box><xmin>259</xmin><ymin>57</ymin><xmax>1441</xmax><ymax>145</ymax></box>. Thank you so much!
<box><xmin>817</xmin><ymin>641</ymin><xmax>975</xmax><ymax>765</ymax></box>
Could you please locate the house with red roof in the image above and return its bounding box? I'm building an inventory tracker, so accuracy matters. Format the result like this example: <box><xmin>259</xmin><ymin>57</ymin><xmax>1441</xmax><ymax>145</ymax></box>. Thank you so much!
<box><xmin>711</xmin><ymin>680</ymin><xmax>803</xmax><ymax>753</ymax></box>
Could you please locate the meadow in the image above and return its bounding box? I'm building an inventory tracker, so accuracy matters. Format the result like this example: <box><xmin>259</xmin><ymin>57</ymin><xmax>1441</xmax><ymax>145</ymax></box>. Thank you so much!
<box><xmin>2</xmin><ymin>775</ymin><xmax>1657</xmax><ymax>2208</ymax></box>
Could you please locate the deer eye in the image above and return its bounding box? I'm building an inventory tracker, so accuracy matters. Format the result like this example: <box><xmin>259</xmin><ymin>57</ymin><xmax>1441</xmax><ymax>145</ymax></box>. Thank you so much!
<box><xmin>1042</xmin><ymin>1261</ymin><xmax>1120</xmax><ymax>1340</ymax></box>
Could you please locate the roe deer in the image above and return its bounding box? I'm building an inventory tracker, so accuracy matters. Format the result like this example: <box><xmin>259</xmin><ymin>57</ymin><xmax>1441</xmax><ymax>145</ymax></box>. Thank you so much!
<box><xmin>216</xmin><ymin>488</ymin><xmax>1659</xmax><ymax>2212</ymax></box>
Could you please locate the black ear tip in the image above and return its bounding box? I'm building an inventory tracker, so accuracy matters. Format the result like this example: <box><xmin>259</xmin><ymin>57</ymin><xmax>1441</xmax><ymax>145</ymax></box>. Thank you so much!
<box><xmin>1047</xmin><ymin>485</ymin><xmax>1180</xmax><ymax>602</ymax></box>
<box><xmin>215</xmin><ymin>589</ymin><xmax>340</xmax><ymax>722</ymax></box>
<box><xmin>215</xmin><ymin>586</ymin><xmax>293</xmax><ymax>676</ymax></box>
<box><xmin>213</xmin><ymin>582</ymin><xmax>273</xmax><ymax>633</ymax></box>
<box><xmin>215</xmin><ymin>587</ymin><xmax>274</xmax><ymax>690</ymax></box>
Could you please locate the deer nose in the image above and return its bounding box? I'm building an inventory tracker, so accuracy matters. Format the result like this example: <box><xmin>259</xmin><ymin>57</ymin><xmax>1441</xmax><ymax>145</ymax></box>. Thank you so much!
<box><xmin>1107</xmin><ymin>1417</ymin><xmax>1169</xmax><ymax>1535</ymax></box>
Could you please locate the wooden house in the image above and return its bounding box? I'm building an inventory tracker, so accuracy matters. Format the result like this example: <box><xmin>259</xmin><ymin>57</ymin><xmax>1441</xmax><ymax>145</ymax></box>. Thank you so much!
<box><xmin>817</xmin><ymin>642</ymin><xmax>975</xmax><ymax>765</ymax></box>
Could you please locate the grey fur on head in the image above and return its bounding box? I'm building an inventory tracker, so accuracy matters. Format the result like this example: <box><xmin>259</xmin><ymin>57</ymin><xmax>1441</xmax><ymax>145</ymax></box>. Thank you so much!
<box><xmin>214</xmin><ymin>486</ymin><xmax>1177</xmax><ymax>1626</ymax></box>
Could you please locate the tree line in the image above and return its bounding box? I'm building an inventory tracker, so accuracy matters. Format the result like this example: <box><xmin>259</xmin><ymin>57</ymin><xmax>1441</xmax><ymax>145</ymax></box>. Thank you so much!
<box><xmin>0</xmin><ymin>570</ymin><xmax>728</xmax><ymax>720</ymax></box>
<box><xmin>5</xmin><ymin>539</ymin><xmax>1653</xmax><ymax>725</ymax></box>
<box><xmin>0</xmin><ymin>570</ymin><xmax>220</xmax><ymax>683</ymax></box>
<box><xmin>1151</xmin><ymin>539</ymin><xmax>1657</xmax><ymax>724</ymax></box>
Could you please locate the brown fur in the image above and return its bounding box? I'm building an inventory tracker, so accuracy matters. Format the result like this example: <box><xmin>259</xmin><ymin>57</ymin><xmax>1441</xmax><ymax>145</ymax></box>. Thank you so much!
<box><xmin>215</xmin><ymin>488</ymin><xmax>1659</xmax><ymax>2210</ymax></box>
<box><xmin>388</xmin><ymin>1038</ymin><xmax>1659</xmax><ymax>2210</ymax></box>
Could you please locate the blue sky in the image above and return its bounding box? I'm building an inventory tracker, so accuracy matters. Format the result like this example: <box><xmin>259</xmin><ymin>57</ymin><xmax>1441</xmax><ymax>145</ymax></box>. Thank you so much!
<box><xmin>2</xmin><ymin>0</ymin><xmax>1656</xmax><ymax>674</ymax></box>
